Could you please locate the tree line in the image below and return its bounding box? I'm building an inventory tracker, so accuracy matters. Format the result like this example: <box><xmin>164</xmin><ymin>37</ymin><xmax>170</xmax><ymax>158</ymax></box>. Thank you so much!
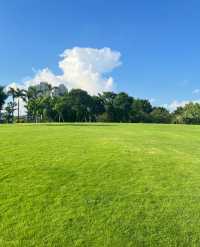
<box><xmin>0</xmin><ymin>83</ymin><xmax>200</xmax><ymax>124</ymax></box>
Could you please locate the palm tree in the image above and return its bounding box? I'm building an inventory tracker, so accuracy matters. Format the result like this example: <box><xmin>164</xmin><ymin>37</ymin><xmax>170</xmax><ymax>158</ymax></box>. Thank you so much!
<box><xmin>8</xmin><ymin>87</ymin><xmax>16</xmax><ymax>103</ymax></box>
<box><xmin>26</xmin><ymin>86</ymin><xmax>41</xmax><ymax>123</ymax></box>
<box><xmin>0</xmin><ymin>86</ymin><xmax>7</xmax><ymax>122</ymax></box>
<box><xmin>15</xmin><ymin>88</ymin><xmax>26</xmax><ymax>123</ymax></box>
<box><xmin>8</xmin><ymin>87</ymin><xmax>17</xmax><ymax>122</ymax></box>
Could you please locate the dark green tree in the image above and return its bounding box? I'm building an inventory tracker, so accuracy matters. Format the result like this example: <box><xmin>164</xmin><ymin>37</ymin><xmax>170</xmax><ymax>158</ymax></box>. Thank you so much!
<box><xmin>0</xmin><ymin>86</ymin><xmax>7</xmax><ymax>122</ymax></box>
<box><xmin>90</xmin><ymin>96</ymin><xmax>105</xmax><ymax>121</ymax></box>
<box><xmin>98</xmin><ymin>92</ymin><xmax>117</xmax><ymax>122</ymax></box>
<box><xmin>68</xmin><ymin>89</ymin><xmax>93</xmax><ymax>122</ymax></box>
<box><xmin>113</xmin><ymin>92</ymin><xmax>133</xmax><ymax>122</ymax></box>
<box><xmin>8</xmin><ymin>87</ymin><xmax>17</xmax><ymax>122</ymax></box>
<box><xmin>4</xmin><ymin>102</ymin><xmax>17</xmax><ymax>123</ymax></box>
<box><xmin>26</xmin><ymin>86</ymin><xmax>40</xmax><ymax>122</ymax></box>
<box><xmin>130</xmin><ymin>99</ymin><xmax>153</xmax><ymax>122</ymax></box>
<box><xmin>150</xmin><ymin>107</ymin><xmax>171</xmax><ymax>123</ymax></box>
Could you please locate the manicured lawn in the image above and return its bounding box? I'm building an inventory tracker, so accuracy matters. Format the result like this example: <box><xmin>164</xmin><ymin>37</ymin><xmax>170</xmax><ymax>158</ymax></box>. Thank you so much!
<box><xmin>1</xmin><ymin>123</ymin><xmax>200</xmax><ymax>246</ymax></box>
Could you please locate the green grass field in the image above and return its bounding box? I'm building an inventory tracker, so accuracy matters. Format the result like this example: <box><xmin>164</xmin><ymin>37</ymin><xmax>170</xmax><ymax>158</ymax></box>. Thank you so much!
<box><xmin>1</xmin><ymin>123</ymin><xmax>200</xmax><ymax>246</ymax></box>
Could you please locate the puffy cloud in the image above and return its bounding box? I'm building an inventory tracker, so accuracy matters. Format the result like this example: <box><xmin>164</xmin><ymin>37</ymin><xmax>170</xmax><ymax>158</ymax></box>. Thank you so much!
<box><xmin>7</xmin><ymin>47</ymin><xmax>121</xmax><ymax>95</ymax></box>
<box><xmin>58</xmin><ymin>47</ymin><xmax>121</xmax><ymax>94</ymax></box>
<box><xmin>25</xmin><ymin>68</ymin><xmax>60</xmax><ymax>88</ymax></box>
<box><xmin>5</xmin><ymin>47</ymin><xmax>121</xmax><ymax>116</ymax></box>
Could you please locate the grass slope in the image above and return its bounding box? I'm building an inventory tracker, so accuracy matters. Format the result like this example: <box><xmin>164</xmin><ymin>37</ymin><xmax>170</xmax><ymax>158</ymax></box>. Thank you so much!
<box><xmin>1</xmin><ymin>123</ymin><xmax>200</xmax><ymax>246</ymax></box>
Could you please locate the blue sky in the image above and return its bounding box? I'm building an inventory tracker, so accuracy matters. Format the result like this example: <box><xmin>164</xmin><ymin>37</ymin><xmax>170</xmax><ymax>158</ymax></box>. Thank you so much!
<box><xmin>1</xmin><ymin>0</ymin><xmax>200</xmax><ymax>109</ymax></box>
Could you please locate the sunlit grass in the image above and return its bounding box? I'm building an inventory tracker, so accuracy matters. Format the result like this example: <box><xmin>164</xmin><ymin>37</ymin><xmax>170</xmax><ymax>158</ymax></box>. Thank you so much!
<box><xmin>1</xmin><ymin>123</ymin><xmax>200</xmax><ymax>246</ymax></box>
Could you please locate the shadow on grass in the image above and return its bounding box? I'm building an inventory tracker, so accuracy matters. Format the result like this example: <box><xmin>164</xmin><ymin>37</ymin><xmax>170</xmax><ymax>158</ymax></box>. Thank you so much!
<box><xmin>44</xmin><ymin>123</ymin><xmax>117</xmax><ymax>127</ymax></box>
<box><xmin>10</xmin><ymin>123</ymin><xmax>118</xmax><ymax>127</ymax></box>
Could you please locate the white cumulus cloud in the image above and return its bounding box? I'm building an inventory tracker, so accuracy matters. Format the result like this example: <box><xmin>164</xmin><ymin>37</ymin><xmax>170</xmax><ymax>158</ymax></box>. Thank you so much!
<box><xmin>58</xmin><ymin>47</ymin><xmax>121</xmax><ymax>94</ymax></box>
<box><xmin>7</xmin><ymin>47</ymin><xmax>121</xmax><ymax>95</ymax></box>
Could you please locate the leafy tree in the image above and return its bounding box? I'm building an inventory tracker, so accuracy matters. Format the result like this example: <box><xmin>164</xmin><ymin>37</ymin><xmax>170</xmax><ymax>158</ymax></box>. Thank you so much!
<box><xmin>4</xmin><ymin>102</ymin><xmax>17</xmax><ymax>123</ymax></box>
<box><xmin>171</xmin><ymin>107</ymin><xmax>184</xmax><ymax>124</ymax></box>
<box><xmin>98</xmin><ymin>92</ymin><xmax>117</xmax><ymax>122</ymax></box>
<box><xmin>0</xmin><ymin>86</ymin><xmax>7</xmax><ymax>122</ymax></box>
<box><xmin>53</xmin><ymin>97</ymin><xmax>65</xmax><ymax>122</ymax></box>
<box><xmin>26</xmin><ymin>86</ymin><xmax>40</xmax><ymax>122</ymax></box>
<box><xmin>150</xmin><ymin>107</ymin><xmax>171</xmax><ymax>123</ymax></box>
<box><xmin>113</xmin><ymin>92</ymin><xmax>132</xmax><ymax>122</ymax></box>
<box><xmin>68</xmin><ymin>89</ymin><xmax>93</xmax><ymax>122</ymax></box>
<box><xmin>182</xmin><ymin>103</ymin><xmax>200</xmax><ymax>124</ymax></box>
<box><xmin>8</xmin><ymin>87</ymin><xmax>17</xmax><ymax>122</ymax></box>
<box><xmin>6</xmin><ymin>83</ymin><xmax>200</xmax><ymax>125</ymax></box>
<box><xmin>90</xmin><ymin>96</ymin><xmax>105</xmax><ymax>121</ymax></box>
<box><xmin>130</xmin><ymin>99</ymin><xmax>153</xmax><ymax>122</ymax></box>
<box><xmin>171</xmin><ymin>103</ymin><xmax>200</xmax><ymax>124</ymax></box>
<box><xmin>37</xmin><ymin>96</ymin><xmax>54</xmax><ymax>122</ymax></box>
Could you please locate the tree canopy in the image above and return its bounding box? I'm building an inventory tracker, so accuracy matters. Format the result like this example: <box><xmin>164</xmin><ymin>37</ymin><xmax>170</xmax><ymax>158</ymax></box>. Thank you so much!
<box><xmin>1</xmin><ymin>82</ymin><xmax>200</xmax><ymax>125</ymax></box>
